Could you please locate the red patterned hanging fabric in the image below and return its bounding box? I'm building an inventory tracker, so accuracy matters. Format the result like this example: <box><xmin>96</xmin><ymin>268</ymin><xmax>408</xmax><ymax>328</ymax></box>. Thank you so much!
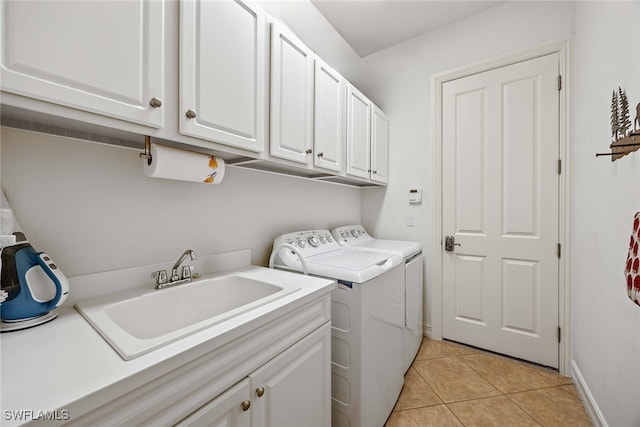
<box><xmin>625</xmin><ymin>212</ymin><xmax>640</xmax><ymax>306</ymax></box>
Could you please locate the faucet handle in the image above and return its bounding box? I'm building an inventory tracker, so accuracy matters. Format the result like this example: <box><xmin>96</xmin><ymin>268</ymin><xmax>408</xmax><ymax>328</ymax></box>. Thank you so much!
<box><xmin>181</xmin><ymin>265</ymin><xmax>193</xmax><ymax>280</ymax></box>
<box><xmin>152</xmin><ymin>270</ymin><xmax>168</xmax><ymax>286</ymax></box>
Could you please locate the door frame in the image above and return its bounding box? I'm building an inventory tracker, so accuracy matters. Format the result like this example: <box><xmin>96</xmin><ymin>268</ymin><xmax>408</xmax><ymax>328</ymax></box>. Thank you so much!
<box><xmin>430</xmin><ymin>37</ymin><xmax>572</xmax><ymax>375</ymax></box>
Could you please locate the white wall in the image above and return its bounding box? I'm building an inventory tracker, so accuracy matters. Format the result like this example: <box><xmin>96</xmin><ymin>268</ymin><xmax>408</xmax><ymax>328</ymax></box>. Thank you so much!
<box><xmin>571</xmin><ymin>2</ymin><xmax>640</xmax><ymax>426</ymax></box>
<box><xmin>360</xmin><ymin>1</ymin><xmax>575</xmax><ymax>332</ymax></box>
<box><xmin>0</xmin><ymin>127</ymin><xmax>361</xmax><ymax>278</ymax></box>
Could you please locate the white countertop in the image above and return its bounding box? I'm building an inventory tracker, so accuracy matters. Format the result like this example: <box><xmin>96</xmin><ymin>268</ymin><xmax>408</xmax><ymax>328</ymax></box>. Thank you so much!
<box><xmin>0</xmin><ymin>263</ymin><xmax>334</xmax><ymax>426</ymax></box>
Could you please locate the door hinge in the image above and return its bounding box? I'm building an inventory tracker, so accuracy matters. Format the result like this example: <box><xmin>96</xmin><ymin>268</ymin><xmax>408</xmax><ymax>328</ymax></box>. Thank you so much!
<box><xmin>558</xmin><ymin>326</ymin><xmax>561</xmax><ymax>343</ymax></box>
<box><xmin>558</xmin><ymin>159</ymin><xmax>562</xmax><ymax>175</ymax></box>
<box><xmin>558</xmin><ymin>75</ymin><xmax>562</xmax><ymax>91</ymax></box>
<box><xmin>557</xmin><ymin>243</ymin><xmax>561</xmax><ymax>259</ymax></box>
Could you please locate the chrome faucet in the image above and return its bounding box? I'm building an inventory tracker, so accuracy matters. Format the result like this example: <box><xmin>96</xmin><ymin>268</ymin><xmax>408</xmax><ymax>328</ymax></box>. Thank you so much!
<box><xmin>153</xmin><ymin>249</ymin><xmax>197</xmax><ymax>289</ymax></box>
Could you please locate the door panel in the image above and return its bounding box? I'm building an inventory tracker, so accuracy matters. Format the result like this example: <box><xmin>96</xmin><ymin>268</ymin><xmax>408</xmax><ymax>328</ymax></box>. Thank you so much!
<box><xmin>180</xmin><ymin>0</ymin><xmax>267</xmax><ymax>151</ymax></box>
<box><xmin>442</xmin><ymin>53</ymin><xmax>559</xmax><ymax>368</ymax></box>
<box><xmin>1</xmin><ymin>0</ymin><xmax>164</xmax><ymax>127</ymax></box>
<box><xmin>371</xmin><ymin>105</ymin><xmax>389</xmax><ymax>184</ymax></box>
<box><xmin>346</xmin><ymin>85</ymin><xmax>371</xmax><ymax>179</ymax></box>
<box><xmin>314</xmin><ymin>60</ymin><xmax>344</xmax><ymax>172</ymax></box>
<box><xmin>270</xmin><ymin>22</ymin><xmax>314</xmax><ymax>164</ymax></box>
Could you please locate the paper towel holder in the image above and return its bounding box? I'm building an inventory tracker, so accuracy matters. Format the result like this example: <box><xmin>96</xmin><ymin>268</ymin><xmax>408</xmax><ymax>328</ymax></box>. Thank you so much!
<box><xmin>139</xmin><ymin>135</ymin><xmax>152</xmax><ymax>165</ymax></box>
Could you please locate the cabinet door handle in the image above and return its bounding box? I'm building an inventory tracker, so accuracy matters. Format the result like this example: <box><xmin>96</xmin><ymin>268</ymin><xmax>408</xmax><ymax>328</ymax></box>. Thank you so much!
<box><xmin>305</xmin><ymin>148</ymin><xmax>313</xmax><ymax>154</ymax></box>
<box><xmin>373</xmin><ymin>170</ymin><xmax>377</xmax><ymax>174</ymax></box>
<box><xmin>241</xmin><ymin>400</ymin><xmax>251</xmax><ymax>411</ymax></box>
<box><xmin>149</xmin><ymin>97</ymin><xmax>162</xmax><ymax>108</ymax></box>
<box><xmin>317</xmin><ymin>152</ymin><xmax>324</xmax><ymax>158</ymax></box>
<box><xmin>256</xmin><ymin>387</ymin><xmax>265</xmax><ymax>397</ymax></box>
<box><xmin>185</xmin><ymin>109</ymin><xmax>197</xmax><ymax>119</ymax></box>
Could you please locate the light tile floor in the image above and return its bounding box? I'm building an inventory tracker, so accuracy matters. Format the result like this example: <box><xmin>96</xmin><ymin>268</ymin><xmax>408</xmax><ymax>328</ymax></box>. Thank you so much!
<box><xmin>385</xmin><ymin>338</ymin><xmax>592</xmax><ymax>427</ymax></box>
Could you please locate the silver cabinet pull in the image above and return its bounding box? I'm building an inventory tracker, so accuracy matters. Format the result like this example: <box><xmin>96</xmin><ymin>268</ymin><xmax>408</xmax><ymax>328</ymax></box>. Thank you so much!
<box><xmin>149</xmin><ymin>97</ymin><xmax>162</xmax><ymax>108</ymax></box>
<box><xmin>241</xmin><ymin>400</ymin><xmax>251</xmax><ymax>411</ymax></box>
<box><xmin>305</xmin><ymin>148</ymin><xmax>312</xmax><ymax>154</ymax></box>
<box><xmin>317</xmin><ymin>152</ymin><xmax>324</xmax><ymax>158</ymax></box>
<box><xmin>256</xmin><ymin>387</ymin><xmax>265</xmax><ymax>397</ymax></box>
<box><xmin>185</xmin><ymin>109</ymin><xmax>197</xmax><ymax>119</ymax></box>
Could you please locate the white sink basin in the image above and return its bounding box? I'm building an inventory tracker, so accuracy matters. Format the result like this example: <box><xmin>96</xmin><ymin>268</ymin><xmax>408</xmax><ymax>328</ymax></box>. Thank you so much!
<box><xmin>75</xmin><ymin>273</ymin><xmax>300</xmax><ymax>360</ymax></box>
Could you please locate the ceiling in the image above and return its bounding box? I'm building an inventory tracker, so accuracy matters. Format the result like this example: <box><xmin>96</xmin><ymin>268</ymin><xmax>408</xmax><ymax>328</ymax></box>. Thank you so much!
<box><xmin>310</xmin><ymin>1</ymin><xmax>505</xmax><ymax>57</ymax></box>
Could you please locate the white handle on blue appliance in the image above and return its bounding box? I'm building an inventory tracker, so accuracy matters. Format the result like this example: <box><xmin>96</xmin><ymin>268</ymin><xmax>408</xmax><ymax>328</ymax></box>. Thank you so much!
<box><xmin>36</xmin><ymin>252</ymin><xmax>69</xmax><ymax>309</ymax></box>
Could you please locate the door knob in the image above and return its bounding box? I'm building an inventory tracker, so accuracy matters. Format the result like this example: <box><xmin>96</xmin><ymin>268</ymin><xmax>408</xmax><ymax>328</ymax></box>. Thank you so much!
<box><xmin>149</xmin><ymin>97</ymin><xmax>162</xmax><ymax>108</ymax></box>
<box><xmin>241</xmin><ymin>400</ymin><xmax>251</xmax><ymax>411</ymax></box>
<box><xmin>444</xmin><ymin>236</ymin><xmax>461</xmax><ymax>252</ymax></box>
<box><xmin>256</xmin><ymin>387</ymin><xmax>265</xmax><ymax>397</ymax></box>
<box><xmin>185</xmin><ymin>109</ymin><xmax>197</xmax><ymax>119</ymax></box>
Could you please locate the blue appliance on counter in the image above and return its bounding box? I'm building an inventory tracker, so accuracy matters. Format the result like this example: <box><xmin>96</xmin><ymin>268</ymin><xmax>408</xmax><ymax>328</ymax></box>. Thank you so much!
<box><xmin>1</xmin><ymin>240</ymin><xmax>69</xmax><ymax>331</ymax></box>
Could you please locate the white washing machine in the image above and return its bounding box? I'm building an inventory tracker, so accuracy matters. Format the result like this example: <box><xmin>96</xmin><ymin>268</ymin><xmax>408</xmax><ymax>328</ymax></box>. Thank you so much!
<box><xmin>269</xmin><ymin>229</ymin><xmax>405</xmax><ymax>427</ymax></box>
<box><xmin>332</xmin><ymin>225</ymin><xmax>423</xmax><ymax>373</ymax></box>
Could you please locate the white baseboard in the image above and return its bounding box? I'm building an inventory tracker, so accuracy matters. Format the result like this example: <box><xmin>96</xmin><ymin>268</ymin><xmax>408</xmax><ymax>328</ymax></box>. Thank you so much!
<box><xmin>422</xmin><ymin>324</ymin><xmax>431</xmax><ymax>338</ymax></box>
<box><xmin>570</xmin><ymin>360</ymin><xmax>608</xmax><ymax>427</ymax></box>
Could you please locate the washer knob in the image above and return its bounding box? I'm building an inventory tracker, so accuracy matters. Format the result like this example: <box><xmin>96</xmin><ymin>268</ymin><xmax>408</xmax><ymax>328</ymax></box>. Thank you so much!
<box><xmin>308</xmin><ymin>237</ymin><xmax>319</xmax><ymax>247</ymax></box>
<box><xmin>327</xmin><ymin>236</ymin><xmax>333</xmax><ymax>242</ymax></box>
<box><xmin>319</xmin><ymin>236</ymin><xmax>326</xmax><ymax>244</ymax></box>
<box><xmin>351</xmin><ymin>230</ymin><xmax>358</xmax><ymax>238</ymax></box>
<box><xmin>297</xmin><ymin>239</ymin><xmax>306</xmax><ymax>248</ymax></box>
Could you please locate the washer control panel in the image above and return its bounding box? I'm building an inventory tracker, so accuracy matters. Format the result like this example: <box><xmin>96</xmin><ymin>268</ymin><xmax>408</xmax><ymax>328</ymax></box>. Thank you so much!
<box><xmin>332</xmin><ymin>225</ymin><xmax>371</xmax><ymax>243</ymax></box>
<box><xmin>273</xmin><ymin>230</ymin><xmax>339</xmax><ymax>258</ymax></box>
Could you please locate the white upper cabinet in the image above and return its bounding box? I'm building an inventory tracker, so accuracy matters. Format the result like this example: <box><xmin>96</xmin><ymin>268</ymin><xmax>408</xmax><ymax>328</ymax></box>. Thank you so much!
<box><xmin>270</xmin><ymin>22</ymin><xmax>315</xmax><ymax>164</ymax></box>
<box><xmin>180</xmin><ymin>0</ymin><xmax>268</xmax><ymax>153</ymax></box>
<box><xmin>0</xmin><ymin>0</ymin><xmax>164</xmax><ymax>128</ymax></box>
<box><xmin>371</xmin><ymin>105</ymin><xmax>389</xmax><ymax>184</ymax></box>
<box><xmin>313</xmin><ymin>60</ymin><xmax>345</xmax><ymax>173</ymax></box>
<box><xmin>346</xmin><ymin>84</ymin><xmax>372</xmax><ymax>180</ymax></box>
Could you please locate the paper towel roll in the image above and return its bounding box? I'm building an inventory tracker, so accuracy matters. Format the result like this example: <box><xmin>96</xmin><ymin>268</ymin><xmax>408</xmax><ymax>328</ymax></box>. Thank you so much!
<box><xmin>143</xmin><ymin>143</ymin><xmax>225</xmax><ymax>184</ymax></box>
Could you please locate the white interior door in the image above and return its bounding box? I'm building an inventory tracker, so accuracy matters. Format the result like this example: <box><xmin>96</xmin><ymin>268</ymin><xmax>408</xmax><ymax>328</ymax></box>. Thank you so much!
<box><xmin>442</xmin><ymin>53</ymin><xmax>560</xmax><ymax>368</ymax></box>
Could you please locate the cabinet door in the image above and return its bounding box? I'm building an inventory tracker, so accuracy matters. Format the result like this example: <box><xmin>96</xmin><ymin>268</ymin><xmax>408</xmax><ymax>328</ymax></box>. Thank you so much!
<box><xmin>313</xmin><ymin>59</ymin><xmax>344</xmax><ymax>172</ymax></box>
<box><xmin>371</xmin><ymin>104</ymin><xmax>389</xmax><ymax>184</ymax></box>
<box><xmin>250</xmin><ymin>323</ymin><xmax>331</xmax><ymax>427</ymax></box>
<box><xmin>270</xmin><ymin>22</ymin><xmax>315</xmax><ymax>164</ymax></box>
<box><xmin>0</xmin><ymin>0</ymin><xmax>164</xmax><ymax>128</ymax></box>
<box><xmin>346</xmin><ymin>85</ymin><xmax>371</xmax><ymax>179</ymax></box>
<box><xmin>180</xmin><ymin>0</ymin><xmax>267</xmax><ymax>152</ymax></box>
<box><xmin>176</xmin><ymin>379</ymin><xmax>251</xmax><ymax>427</ymax></box>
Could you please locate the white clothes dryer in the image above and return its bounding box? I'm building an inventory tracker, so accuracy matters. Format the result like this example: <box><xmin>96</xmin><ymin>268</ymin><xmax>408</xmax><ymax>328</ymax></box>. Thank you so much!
<box><xmin>332</xmin><ymin>225</ymin><xmax>424</xmax><ymax>373</ymax></box>
<box><xmin>270</xmin><ymin>229</ymin><xmax>404</xmax><ymax>427</ymax></box>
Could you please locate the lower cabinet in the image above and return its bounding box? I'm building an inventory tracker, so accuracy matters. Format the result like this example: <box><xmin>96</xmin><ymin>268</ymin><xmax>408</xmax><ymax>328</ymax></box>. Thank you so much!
<box><xmin>176</xmin><ymin>322</ymin><xmax>331</xmax><ymax>427</ymax></box>
<box><xmin>176</xmin><ymin>379</ymin><xmax>252</xmax><ymax>427</ymax></box>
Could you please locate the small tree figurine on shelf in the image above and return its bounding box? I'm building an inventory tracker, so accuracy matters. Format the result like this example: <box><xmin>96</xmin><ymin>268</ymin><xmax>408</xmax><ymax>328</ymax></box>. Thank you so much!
<box><xmin>618</xmin><ymin>87</ymin><xmax>632</xmax><ymax>138</ymax></box>
<box><xmin>598</xmin><ymin>87</ymin><xmax>640</xmax><ymax>161</ymax></box>
<box><xmin>611</xmin><ymin>90</ymin><xmax>620</xmax><ymax>140</ymax></box>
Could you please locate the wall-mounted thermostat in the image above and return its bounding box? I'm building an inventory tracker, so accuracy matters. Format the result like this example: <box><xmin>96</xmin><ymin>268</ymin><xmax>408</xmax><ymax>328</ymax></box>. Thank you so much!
<box><xmin>409</xmin><ymin>188</ymin><xmax>422</xmax><ymax>204</ymax></box>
